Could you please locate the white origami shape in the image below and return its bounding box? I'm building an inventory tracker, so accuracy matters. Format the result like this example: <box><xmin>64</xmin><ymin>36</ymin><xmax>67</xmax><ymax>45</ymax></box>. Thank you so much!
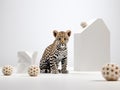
<box><xmin>17</xmin><ymin>51</ymin><xmax>38</xmax><ymax>73</ymax></box>
<box><xmin>74</xmin><ymin>18</ymin><xmax>110</xmax><ymax>71</ymax></box>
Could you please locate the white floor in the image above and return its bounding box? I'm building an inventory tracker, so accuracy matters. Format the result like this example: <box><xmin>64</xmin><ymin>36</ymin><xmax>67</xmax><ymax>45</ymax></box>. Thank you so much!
<box><xmin>0</xmin><ymin>70</ymin><xmax>120</xmax><ymax>90</ymax></box>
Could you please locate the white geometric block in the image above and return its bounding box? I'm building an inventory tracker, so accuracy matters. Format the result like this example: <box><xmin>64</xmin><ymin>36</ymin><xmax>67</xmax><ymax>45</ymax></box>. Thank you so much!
<box><xmin>74</xmin><ymin>18</ymin><xmax>110</xmax><ymax>71</ymax></box>
<box><xmin>17</xmin><ymin>51</ymin><xmax>38</xmax><ymax>73</ymax></box>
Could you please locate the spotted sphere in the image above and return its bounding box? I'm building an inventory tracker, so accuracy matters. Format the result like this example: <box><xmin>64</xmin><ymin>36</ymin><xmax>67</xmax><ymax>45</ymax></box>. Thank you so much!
<box><xmin>28</xmin><ymin>65</ymin><xmax>40</xmax><ymax>77</ymax></box>
<box><xmin>2</xmin><ymin>65</ymin><xmax>13</xmax><ymax>76</ymax></box>
<box><xmin>102</xmin><ymin>64</ymin><xmax>120</xmax><ymax>81</ymax></box>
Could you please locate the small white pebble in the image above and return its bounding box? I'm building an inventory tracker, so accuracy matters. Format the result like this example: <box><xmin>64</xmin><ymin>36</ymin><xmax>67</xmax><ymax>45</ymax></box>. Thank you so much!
<box><xmin>80</xmin><ymin>22</ymin><xmax>87</xmax><ymax>28</ymax></box>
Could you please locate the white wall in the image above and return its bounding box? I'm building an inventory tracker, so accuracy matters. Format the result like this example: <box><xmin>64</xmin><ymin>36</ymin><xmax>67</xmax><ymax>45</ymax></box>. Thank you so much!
<box><xmin>0</xmin><ymin>0</ymin><xmax>120</xmax><ymax>67</ymax></box>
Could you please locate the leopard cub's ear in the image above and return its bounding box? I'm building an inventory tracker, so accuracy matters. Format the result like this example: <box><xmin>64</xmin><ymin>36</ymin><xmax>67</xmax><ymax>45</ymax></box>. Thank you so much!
<box><xmin>66</xmin><ymin>30</ymin><xmax>71</xmax><ymax>37</ymax></box>
<box><xmin>53</xmin><ymin>30</ymin><xmax>58</xmax><ymax>37</ymax></box>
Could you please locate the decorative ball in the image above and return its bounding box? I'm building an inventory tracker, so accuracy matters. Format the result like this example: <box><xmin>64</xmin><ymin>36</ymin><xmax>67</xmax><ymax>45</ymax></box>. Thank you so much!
<box><xmin>102</xmin><ymin>64</ymin><xmax>120</xmax><ymax>81</ymax></box>
<box><xmin>2</xmin><ymin>65</ymin><xmax>13</xmax><ymax>76</ymax></box>
<box><xmin>28</xmin><ymin>65</ymin><xmax>40</xmax><ymax>77</ymax></box>
<box><xmin>80</xmin><ymin>22</ymin><xmax>87</xmax><ymax>28</ymax></box>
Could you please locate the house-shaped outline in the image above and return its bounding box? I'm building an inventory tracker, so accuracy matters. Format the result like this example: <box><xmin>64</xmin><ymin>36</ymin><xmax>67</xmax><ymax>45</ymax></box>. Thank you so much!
<box><xmin>74</xmin><ymin>18</ymin><xmax>110</xmax><ymax>71</ymax></box>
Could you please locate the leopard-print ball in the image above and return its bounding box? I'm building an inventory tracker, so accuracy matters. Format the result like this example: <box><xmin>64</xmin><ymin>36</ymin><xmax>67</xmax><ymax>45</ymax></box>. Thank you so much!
<box><xmin>102</xmin><ymin>64</ymin><xmax>120</xmax><ymax>81</ymax></box>
<box><xmin>28</xmin><ymin>65</ymin><xmax>40</xmax><ymax>77</ymax></box>
<box><xmin>80</xmin><ymin>22</ymin><xmax>87</xmax><ymax>28</ymax></box>
<box><xmin>2</xmin><ymin>65</ymin><xmax>13</xmax><ymax>76</ymax></box>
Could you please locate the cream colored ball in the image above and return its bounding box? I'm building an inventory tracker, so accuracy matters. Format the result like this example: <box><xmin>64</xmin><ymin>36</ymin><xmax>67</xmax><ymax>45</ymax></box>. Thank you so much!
<box><xmin>2</xmin><ymin>65</ymin><xmax>13</xmax><ymax>76</ymax></box>
<box><xmin>28</xmin><ymin>65</ymin><xmax>40</xmax><ymax>77</ymax></box>
<box><xmin>80</xmin><ymin>22</ymin><xmax>87</xmax><ymax>28</ymax></box>
<box><xmin>102</xmin><ymin>64</ymin><xmax>120</xmax><ymax>81</ymax></box>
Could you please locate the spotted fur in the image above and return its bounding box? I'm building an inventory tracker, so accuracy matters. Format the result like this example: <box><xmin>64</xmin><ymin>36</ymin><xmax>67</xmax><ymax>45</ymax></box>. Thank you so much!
<box><xmin>39</xmin><ymin>30</ymin><xmax>71</xmax><ymax>74</ymax></box>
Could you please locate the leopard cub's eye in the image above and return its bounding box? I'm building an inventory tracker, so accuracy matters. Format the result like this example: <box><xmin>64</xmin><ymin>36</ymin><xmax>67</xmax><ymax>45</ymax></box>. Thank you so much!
<box><xmin>64</xmin><ymin>38</ymin><xmax>66</xmax><ymax>40</ymax></box>
<box><xmin>58</xmin><ymin>38</ymin><xmax>61</xmax><ymax>40</ymax></box>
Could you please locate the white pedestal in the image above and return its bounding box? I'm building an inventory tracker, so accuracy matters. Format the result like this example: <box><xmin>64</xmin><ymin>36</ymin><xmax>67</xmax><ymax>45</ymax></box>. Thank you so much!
<box><xmin>74</xmin><ymin>18</ymin><xmax>110</xmax><ymax>71</ymax></box>
<box><xmin>0</xmin><ymin>71</ymin><xmax>120</xmax><ymax>90</ymax></box>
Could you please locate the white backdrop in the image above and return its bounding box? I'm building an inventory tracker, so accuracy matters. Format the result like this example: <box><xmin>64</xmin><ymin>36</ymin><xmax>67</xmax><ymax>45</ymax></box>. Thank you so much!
<box><xmin>0</xmin><ymin>0</ymin><xmax>120</xmax><ymax>67</ymax></box>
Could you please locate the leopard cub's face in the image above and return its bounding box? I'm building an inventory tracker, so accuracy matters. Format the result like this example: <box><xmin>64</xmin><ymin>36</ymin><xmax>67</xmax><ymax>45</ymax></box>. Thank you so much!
<box><xmin>53</xmin><ymin>30</ymin><xmax>71</xmax><ymax>46</ymax></box>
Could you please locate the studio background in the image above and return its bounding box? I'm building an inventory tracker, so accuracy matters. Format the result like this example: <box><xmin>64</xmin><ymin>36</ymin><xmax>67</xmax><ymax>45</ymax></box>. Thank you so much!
<box><xmin>0</xmin><ymin>0</ymin><xmax>120</xmax><ymax>67</ymax></box>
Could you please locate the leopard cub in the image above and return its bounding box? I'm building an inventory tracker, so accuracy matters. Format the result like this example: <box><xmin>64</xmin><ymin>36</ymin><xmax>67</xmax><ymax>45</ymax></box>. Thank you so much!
<box><xmin>39</xmin><ymin>30</ymin><xmax>71</xmax><ymax>74</ymax></box>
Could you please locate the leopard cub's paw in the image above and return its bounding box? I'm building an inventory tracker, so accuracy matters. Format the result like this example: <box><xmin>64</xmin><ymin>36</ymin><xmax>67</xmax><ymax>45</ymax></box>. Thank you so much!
<box><xmin>62</xmin><ymin>70</ymin><xmax>69</xmax><ymax>74</ymax></box>
<box><xmin>51</xmin><ymin>70</ymin><xmax>59</xmax><ymax>74</ymax></box>
<box><xmin>58</xmin><ymin>69</ymin><xmax>62</xmax><ymax>73</ymax></box>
